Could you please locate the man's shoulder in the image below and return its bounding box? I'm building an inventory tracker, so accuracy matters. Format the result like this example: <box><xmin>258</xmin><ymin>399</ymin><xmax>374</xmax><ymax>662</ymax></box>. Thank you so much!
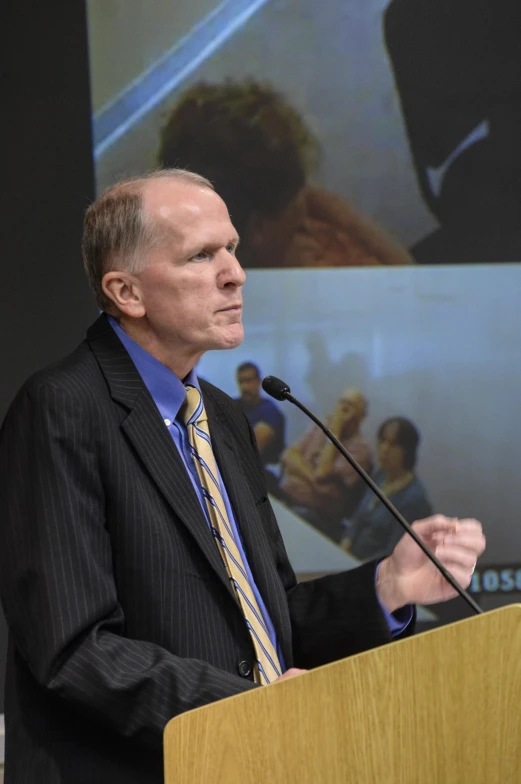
<box><xmin>16</xmin><ymin>339</ymin><xmax>101</xmax><ymax>404</ymax></box>
<box><xmin>258</xmin><ymin>396</ymin><xmax>280</xmax><ymax>413</ymax></box>
<box><xmin>1</xmin><ymin>340</ymin><xmax>107</xmax><ymax>437</ymax></box>
<box><xmin>405</xmin><ymin>474</ymin><xmax>431</xmax><ymax>503</ymax></box>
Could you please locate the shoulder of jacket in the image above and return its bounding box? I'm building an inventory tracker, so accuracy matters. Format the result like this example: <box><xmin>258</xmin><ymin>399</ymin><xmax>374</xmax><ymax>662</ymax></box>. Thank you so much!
<box><xmin>23</xmin><ymin>341</ymin><xmax>101</xmax><ymax>400</ymax></box>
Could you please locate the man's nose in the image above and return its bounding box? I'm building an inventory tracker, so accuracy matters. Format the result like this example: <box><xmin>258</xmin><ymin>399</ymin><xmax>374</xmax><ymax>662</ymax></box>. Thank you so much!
<box><xmin>219</xmin><ymin>249</ymin><xmax>246</xmax><ymax>286</ymax></box>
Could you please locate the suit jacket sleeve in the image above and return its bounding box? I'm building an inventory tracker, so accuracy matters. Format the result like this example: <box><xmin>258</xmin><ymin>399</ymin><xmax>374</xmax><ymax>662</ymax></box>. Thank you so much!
<box><xmin>0</xmin><ymin>379</ymin><xmax>257</xmax><ymax>751</ymax></box>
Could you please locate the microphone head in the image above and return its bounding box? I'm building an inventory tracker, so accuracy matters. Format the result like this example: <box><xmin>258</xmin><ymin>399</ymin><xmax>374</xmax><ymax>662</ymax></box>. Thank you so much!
<box><xmin>261</xmin><ymin>376</ymin><xmax>291</xmax><ymax>401</ymax></box>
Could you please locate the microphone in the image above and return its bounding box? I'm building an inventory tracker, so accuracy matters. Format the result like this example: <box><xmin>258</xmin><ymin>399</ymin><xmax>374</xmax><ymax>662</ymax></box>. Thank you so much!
<box><xmin>262</xmin><ymin>375</ymin><xmax>482</xmax><ymax>615</ymax></box>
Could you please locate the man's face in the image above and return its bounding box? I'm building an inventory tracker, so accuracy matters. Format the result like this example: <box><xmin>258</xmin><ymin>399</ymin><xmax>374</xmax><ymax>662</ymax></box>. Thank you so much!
<box><xmin>377</xmin><ymin>423</ymin><xmax>405</xmax><ymax>474</ymax></box>
<box><xmin>237</xmin><ymin>368</ymin><xmax>261</xmax><ymax>402</ymax></box>
<box><xmin>134</xmin><ymin>180</ymin><xmax>246</xmax><ymax>362</ymax></box>
<box><xmin>334</xmin><ymin>388</ymin><xmax>366</xmax><ymax>431</ymax></box>
<box><xmin>337</xmin><ymin>394</ymin><xmax>359</xmax><ymax>419</ymax></box>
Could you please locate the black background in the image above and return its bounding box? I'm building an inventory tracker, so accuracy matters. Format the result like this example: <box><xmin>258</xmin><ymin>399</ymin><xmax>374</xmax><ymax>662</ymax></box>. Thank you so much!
<box><xmin>1</xmin><ymin>0</ymin><xmax>95</xmax><ymax>710</ymax></box>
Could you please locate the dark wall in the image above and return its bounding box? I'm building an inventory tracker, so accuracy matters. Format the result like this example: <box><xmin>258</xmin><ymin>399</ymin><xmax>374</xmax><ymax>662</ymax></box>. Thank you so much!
<box><xmin>1</xmin><ymin>0</ymin><xmax>96</xmax><ymax>710</ymax></box>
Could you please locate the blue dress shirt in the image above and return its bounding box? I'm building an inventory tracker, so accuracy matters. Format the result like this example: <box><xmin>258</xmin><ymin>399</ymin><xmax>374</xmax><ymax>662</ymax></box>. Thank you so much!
<box><xmin>108</xmin><ymin>317</ymin><xmax>411</xmax><ymax>667</ymax></box>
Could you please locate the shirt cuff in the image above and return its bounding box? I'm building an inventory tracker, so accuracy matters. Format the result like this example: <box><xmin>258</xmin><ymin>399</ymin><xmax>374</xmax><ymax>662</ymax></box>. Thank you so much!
<box><xmin>375</xmin><ymin>563</ymin><xmax>414</xmax><ymax>637</ymax></box>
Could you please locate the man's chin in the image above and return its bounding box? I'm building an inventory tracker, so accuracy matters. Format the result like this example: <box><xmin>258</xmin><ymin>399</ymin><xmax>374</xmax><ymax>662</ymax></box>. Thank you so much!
<box><xmin>213</xmin><ymin>325</ymin><xmax>244</xmax><ymax>350</ymax></box>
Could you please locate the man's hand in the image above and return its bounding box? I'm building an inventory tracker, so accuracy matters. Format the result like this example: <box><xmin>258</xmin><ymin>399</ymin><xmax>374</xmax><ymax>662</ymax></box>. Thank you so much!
<box><xmin>253</xmin><ymin>421</ymin><xmax>276</xmax><ymax>460</ymax></box>
<box><xmin>329</xmin><ymin>405</ymin><xmax>355</xmax><ymax>438</ymax></box>
<box><xmin>281</xmin><ymin>445</ymin><xmax>315</xmax><ymax>484</ymax></box>
<box><xmin>376</xmin><ymin>515</ymin><xmax>486</xmax><ymax>613</ymax></box>
<box><xmin>274</xmin><ymin>667</ymin><xmax>307</xmax><ymax>683</ymax></box>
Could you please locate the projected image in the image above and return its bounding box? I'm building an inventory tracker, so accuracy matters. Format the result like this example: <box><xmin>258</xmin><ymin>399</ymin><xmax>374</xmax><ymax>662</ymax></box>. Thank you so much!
<box><xmin>86</xmin><ymin>0</ymin><xmax>521</xmax><ymax>618</ymax></box>
<box><xmin>157</xmin><ymin>80</ymin><xmax>413</xmax><ymax>270</ymax></box>
<box><xmin>197</xmin><ymin>265</ymin><xmax>521</xmax><ymax>609</ymax></box>
<box><xmin>88</xmin><ymin>0</ymin><xmax>521</xmax><ymax>266</ymax></box>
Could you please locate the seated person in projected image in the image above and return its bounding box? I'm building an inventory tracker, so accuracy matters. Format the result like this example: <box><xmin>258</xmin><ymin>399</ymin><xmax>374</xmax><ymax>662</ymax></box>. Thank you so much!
<box><xmin>234</xmin><ymin>361</ymin><xmax>286</xmax><ymax>496</ymax></box>
<box><xmin>158</xmin><ymin>79</ymin><xmax>413</xmax><ymax>269</ymax></box>
<box><xmin>280</xmin><ymin>388</ymin><xmax>372</xmax><ymax>542</ymax></box>
<box><xmin>342</xmin><ymin>417</ymin><xmax>432</xmax><ymax>562</ymax></box>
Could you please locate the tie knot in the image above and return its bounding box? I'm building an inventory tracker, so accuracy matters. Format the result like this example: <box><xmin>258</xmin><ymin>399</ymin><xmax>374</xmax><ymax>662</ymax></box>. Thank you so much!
<box><xmin>183</xmin><ymin>385</ymin><xmax>206</xmax><ymax>426</ymax></box>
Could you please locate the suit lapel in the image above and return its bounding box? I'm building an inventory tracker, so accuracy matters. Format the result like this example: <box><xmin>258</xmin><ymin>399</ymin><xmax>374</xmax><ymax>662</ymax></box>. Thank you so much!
<box><xmin>204</xmin><ymin>391</ymin><xmax>293</xmax><ymax>666</ymax></box>
<box><xmin>87</xmin><ymin>316</ymin><xmax>292</xmax><ymax>660</ymax></box>
<box><xmin>87</xmin><ymin>316</ymin><xmax>236</xmax><ymax>602</ymax></box>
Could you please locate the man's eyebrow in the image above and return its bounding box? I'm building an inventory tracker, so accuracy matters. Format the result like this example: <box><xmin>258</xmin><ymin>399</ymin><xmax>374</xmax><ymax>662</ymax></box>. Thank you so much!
<box><xmin>185</xmin><ymin>236</ymin><xmax>240</xmax><ymax>254</ymax></box>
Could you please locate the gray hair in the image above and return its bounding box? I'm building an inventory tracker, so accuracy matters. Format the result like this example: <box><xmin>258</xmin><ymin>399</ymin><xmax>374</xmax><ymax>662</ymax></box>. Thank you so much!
<box><xmin>82</xmin><ymin>168</ymin><xmax>214</xmax><ymax>310</ymax></box>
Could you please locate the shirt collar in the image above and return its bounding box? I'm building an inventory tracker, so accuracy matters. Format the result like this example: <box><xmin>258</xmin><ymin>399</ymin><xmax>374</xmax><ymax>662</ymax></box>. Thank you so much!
<box><xmin>107</xmin><ymin>315</ymin><xmax>199</xmax><ymax>422</ymax></box>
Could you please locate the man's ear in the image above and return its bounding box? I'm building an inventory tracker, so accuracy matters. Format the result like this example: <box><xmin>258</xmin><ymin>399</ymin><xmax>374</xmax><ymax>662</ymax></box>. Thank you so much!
<box><xmin>102</xmin><ymin>270</ymin><xmax>146</xmax><ymax>318</ymax></box>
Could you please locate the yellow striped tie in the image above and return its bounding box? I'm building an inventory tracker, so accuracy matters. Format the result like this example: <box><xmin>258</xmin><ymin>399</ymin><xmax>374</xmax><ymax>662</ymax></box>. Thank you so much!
<box><xmin>183</xmin><ymin>385</ymin><xmax>282</xmax><ymax>685</ymax></box>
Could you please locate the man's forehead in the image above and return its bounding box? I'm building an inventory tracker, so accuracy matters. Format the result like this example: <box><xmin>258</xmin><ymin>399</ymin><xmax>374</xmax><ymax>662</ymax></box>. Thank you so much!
<box><xmin>340</xmin><ymin>387</ymin><xmax>362</xmax><ymax>403</ymax></box>
<box><xmin>382</xmin><ymin>422</ymin><xmax>400</xmax><ymax>440</ymax></box>
<box><xmin>142</xmin><ymin>179</ymin><xmax>234</xmax><ymax>238</ymax></box>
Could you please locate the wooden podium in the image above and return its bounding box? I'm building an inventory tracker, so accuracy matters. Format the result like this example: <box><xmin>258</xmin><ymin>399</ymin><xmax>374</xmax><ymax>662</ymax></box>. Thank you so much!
<box><xmin>164</xmin><ymin>605</ymin><xmax>521</xmax><ymax>783</ymax></box>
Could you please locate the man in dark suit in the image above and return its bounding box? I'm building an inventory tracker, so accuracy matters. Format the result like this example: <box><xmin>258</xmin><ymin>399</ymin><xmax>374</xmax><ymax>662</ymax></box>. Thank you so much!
<box><xmin>0</xmin><ymin>169</ymin><xmax>485</xmax><ymax>783</ymax></box>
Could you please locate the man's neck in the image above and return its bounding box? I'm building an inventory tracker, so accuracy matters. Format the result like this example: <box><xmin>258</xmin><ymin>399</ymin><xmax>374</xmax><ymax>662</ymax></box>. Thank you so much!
<box><xmin>384</xmin><ymin>467</ymin><xmax>412</xmax><ymax>484</ymax></box>
<box><xmin>116</xmin><ymin>316</ymin><xmax>201</xmax><ymax>380</ymax></box>
<box><xmin>341</xmin><ymin>423</ymin><xmax>360</xmax><ymax>441</ymax></box>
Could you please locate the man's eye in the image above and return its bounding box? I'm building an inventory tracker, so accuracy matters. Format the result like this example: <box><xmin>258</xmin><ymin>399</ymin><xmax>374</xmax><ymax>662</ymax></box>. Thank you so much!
<box><xmin>192</xmin><ymin>251</ymin><xmax>209</xmax><ymax>261</ymax></box>
<box><xmin>227</xmin><ymin>244</ymin><xmax>236</xmax><ymax>254</ymax></box>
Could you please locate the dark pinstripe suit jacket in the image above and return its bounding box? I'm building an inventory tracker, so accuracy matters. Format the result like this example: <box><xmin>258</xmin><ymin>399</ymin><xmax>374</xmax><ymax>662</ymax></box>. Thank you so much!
<box><xmin>0</xmin><ymin>315</ymin><xmax>412</xmax><ymax>783</ymax></box>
